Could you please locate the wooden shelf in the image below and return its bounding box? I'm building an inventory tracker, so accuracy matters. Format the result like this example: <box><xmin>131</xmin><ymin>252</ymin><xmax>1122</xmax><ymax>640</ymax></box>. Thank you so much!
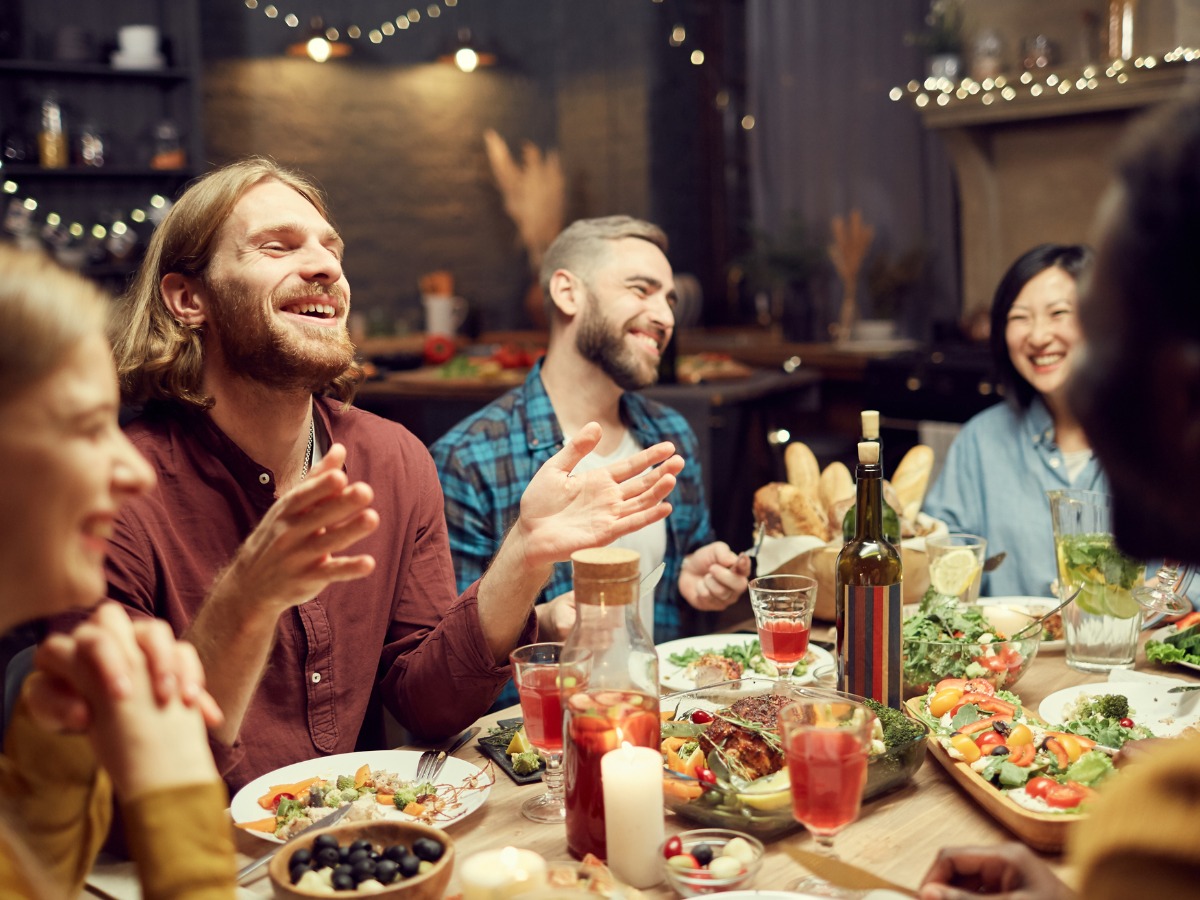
<box><xmin>0</xmin><ymin>164</ymin><xmax>194</xmax><ymax>179</ymax></box>
<box><xmin>0</xmin><ymin>59</ymin><xmax>190</xmax><ymax>82</ymax></box>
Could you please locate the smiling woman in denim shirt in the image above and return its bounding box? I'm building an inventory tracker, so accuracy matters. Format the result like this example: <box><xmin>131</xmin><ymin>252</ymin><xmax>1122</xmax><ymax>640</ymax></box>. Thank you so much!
<box><xmin>923</xmin><ymin>244</ymin><xmax>1105</xmax><ymax>597</ymax></box>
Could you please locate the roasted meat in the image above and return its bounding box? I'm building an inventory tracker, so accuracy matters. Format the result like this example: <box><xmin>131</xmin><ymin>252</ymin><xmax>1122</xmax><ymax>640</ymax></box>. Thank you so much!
<box><xmin>699</xmin><ymin>693</ymin><xmax>789</xmax><ymax>780</ymax></box>
<box><xmin>684</xmin><ymin>653</ymin><xmax>744</xmax><ymax>687</ymax></box>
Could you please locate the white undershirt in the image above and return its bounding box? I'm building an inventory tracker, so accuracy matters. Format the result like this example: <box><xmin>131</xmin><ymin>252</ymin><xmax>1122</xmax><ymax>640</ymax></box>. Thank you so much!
<box><xmin>567</xmin><ymin>427</ymin><xmax>667</xmax><ymax>640</ymax></box>
<box><xmin>1062</xmin><ymin>448</ymin><xmax>1092</xmax><ymax>484</ymax></box>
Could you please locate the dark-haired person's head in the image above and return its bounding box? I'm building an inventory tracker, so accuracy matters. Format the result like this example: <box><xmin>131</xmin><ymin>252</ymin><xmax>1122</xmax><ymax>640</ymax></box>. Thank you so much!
<box><xmin>1070</xmin><ymin>96</ymin><xmax>1200</xmax><ymax>564</ymax></box>
<box><xmin>989</xmin><ymin>243</ymin><xmax>1093</xmax><ymax>412</ymax></box>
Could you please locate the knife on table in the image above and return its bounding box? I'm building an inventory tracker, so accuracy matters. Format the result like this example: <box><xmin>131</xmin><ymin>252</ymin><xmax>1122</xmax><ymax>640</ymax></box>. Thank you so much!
<box><xmin>784</xmin><ymin>845</ymin><xmax>918</xmax><ymax>897</ymax></box>
<box><xmin>236</xmin><ymin>802</ymin><xmax>352</xmax><ymax>883</ymax></box>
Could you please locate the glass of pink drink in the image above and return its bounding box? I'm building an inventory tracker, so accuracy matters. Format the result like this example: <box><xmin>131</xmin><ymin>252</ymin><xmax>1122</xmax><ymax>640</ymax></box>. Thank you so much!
<box><xmin>779</xmin><ymin>699</ymin><xmax>876</xmax><ymax>862</ymax></box>
<box><xmin>510</xmin><ymin>642</ymin><xmax>580</xmax><ymax>823</ymax></box>
<box><xmin>749</xmin><ymin>574</ymin><xmax>817</xmax><ymax>682</ymax></box>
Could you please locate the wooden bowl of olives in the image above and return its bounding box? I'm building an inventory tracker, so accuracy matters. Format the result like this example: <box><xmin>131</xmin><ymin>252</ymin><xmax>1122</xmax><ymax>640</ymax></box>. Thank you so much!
<box><xmin>267</xmin><ymin>819</ymin><xmax>455</xmax><ymax>899</ymax></box>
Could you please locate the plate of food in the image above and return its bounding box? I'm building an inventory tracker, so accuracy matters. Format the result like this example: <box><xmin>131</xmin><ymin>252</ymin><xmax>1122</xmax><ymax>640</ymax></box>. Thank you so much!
<box><xmin>656</xmin><ymin>634</ymin><xmax>834</xmax><ymax>693</ymax></box>
<box><xmin>1145</xmin><ymin>615</ymin><xmax>1200</xmax><ymax>673</ymax></box>
<box><xmin>1038</xmin><ymin>682</ymin><xmax>1200</xmax><ymax>738</ymax></box>
<box><xmin>979</xmin><ymin>596</ymin><xmax>1065</xmax><ymax>651</ymax></box>
<box><xmin>230</xmin><ymin>749</ymin><xmax>492</xmax><ymax>843</ymax></box>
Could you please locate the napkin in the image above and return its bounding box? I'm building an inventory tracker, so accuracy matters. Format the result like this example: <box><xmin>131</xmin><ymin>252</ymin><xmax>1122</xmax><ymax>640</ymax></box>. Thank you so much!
<box><xmin>756</xmin><ymin>534</ymin><xmax>828</xmax><ymax>575</ymax></box>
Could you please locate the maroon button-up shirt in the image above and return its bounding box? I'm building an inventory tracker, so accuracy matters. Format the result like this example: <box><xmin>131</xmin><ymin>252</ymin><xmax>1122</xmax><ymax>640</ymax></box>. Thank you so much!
<box><xmin>105</xmin><ymin>397</ymin><xmax>532</xmax><ymax>792</ymax></box>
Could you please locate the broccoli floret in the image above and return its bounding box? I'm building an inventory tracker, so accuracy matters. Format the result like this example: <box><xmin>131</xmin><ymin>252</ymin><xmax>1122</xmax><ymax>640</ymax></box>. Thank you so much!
<box><xmin>862</xmin><ymin>698</ymin><xmax>927</xmax><ymax>748</ymax></box>
<box><xmin>679</xmin><ymin>741</ymin><xmax>700</xmax><ymax>760</ymax></box>
<box><xmin>392</xmin><ymin>786</ymin><xmax>419</xmax><ymax>809</ymax></box>
<box><xmin>336</xmin><ymin>774</ymin><xmax>357</xmax><ymax>791</ymax></box>
<box><xmin>338</xmin><ymin>788</ymin><xmax>360</xmax><ymax>802</ymax></box>
<box><xmin>511</xmin><ymin>751</ymin><xmax>542</xmax><ymax>776</ymax></box>
<box><xmin>1091</xmin><ymin>694</ymin><xmax>1130</xmax><ymax>720</ymax></box>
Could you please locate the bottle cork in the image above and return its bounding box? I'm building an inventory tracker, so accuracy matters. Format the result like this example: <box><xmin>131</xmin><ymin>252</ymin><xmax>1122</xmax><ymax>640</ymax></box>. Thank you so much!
<box><xmin>858</xmin><ymin>440</ymin><xmax>880</xmax><ymax>465</ymax></box>
<box><xmin>571</xmin><ymin>547</ymin><xmax>640</xmax><ymax>605</ymax></box>
<box><xmin>861</xmin><ymin>410</ymin><xmax>880</xmax><ymax>440</ymax></box>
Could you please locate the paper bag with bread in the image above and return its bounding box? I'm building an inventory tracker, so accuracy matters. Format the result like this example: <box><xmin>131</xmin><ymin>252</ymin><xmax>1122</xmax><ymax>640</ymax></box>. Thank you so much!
<box><xmin>752</xmin><ymin>441</ymin><xmax>946</xmax><ymax>618</ymax></box>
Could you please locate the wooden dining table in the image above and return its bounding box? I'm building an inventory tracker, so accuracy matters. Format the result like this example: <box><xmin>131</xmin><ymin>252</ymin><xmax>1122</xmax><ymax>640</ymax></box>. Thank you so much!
<box><xmin>84</xmin><ymin>629</ymin><xmax>1200</xmax><ymax>899</ymax></box>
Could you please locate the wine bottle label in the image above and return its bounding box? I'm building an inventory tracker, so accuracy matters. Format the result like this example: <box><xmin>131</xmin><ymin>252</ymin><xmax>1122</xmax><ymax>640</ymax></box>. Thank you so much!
<box><xmin>836</xmin><ymin>583</ymin><xmax>903</xmax><ymax>707</ymax></box>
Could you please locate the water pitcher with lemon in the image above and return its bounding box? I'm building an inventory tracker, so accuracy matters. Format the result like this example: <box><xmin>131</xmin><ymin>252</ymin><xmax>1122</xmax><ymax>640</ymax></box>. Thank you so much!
<box><xmin>1048</xmin><ymin>489</ymin><xmax>1145</xmax><ymax>672</ymax></box>
<box><xmin>925</xmin><ymin>533</ymin><xmax>986</xmax><ymax>605</ymax></box>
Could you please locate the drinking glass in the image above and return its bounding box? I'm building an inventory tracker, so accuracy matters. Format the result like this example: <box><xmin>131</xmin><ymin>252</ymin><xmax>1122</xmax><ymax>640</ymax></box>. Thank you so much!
<box><xmin>1132</xmin><ymin>561</ymin><xmax>1191</xmax><ymax>616</ymax></box>
<box><xmin>1047</xmin><ymin>489</ymin><xmax>1145</xmax><ymax>672</ymax></box>
<box><xmin>779</xmin><ymin>699</ymin><xmax>876</xmax><ymax>858</ymax></box>
<box><xmin>510</xmin><ymin>642</ymin><xmax>574</xmax><ymax>823</ymax></box>
<box><xmin>748</xmin><ymin>574</ymin><xmax>817</xmax><ymax>682</ymax></box>
<box><xmin>925</xmin><ymin>533</ymin><xmax>987</xmax><ymax>604</ymax></box>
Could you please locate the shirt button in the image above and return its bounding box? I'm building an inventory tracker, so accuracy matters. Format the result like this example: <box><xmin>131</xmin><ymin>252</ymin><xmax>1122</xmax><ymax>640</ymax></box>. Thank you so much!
<box><xmin>311</xmin><ymin>672</ymin><xmax>322</xmax><ymax>684</ymax></box>
<box><xmin>531</xmin><ymin>438</ymin><xmax>539</xmax><ymax>446</ymax></box>
<box><xmin>1050</xmin><ymin>458</ymin><xmax>1060</xmax><ymax>468</ymax></box>
<box><xmin>259</xmin><ymin>473</ymin><xmax>270</xmax><ymax>484</ymax></box>
<box><xmin>1032</xmin><ymin>434</ymin><xmax>1040</xmax><ymax>443</ymax></box>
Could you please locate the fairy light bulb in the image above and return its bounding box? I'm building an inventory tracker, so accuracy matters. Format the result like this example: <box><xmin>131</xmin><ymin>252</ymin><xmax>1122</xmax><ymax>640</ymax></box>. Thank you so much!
<box><xmin>455</xmin><ymin>46</ymin><xmax>479</xmax><ymax>72</ymax></box>
<box><xmin>306</xmin><ymin>36</ymin><xmax>332</xmax><ymax>62</ymax></box>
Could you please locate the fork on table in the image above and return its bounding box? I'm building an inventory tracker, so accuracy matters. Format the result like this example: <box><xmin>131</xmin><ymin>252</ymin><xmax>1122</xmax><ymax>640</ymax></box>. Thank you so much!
<box><xmin>414</xmin><ymin>726</ymin><xmax>478</xmax><ymax>783</ymax></box>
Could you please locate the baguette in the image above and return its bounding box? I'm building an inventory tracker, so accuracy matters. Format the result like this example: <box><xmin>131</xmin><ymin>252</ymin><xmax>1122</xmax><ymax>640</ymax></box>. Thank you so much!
<box><xmin>784</xmin><ymin>442</ymin><xmax>821</xmax><ymax>494</ymax></box>
<box><xmin>818</xmin><ymin>462</ymin><xmax>855</xmax><ymax>534</ymax></box>
<box><xmin>892</xmin><ymin>444</ymin><xmax>935</xmax><ymax>521</ymax></box>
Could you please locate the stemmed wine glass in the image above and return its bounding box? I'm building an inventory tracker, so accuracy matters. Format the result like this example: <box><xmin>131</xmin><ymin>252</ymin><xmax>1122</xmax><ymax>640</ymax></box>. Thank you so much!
<box><xmin>510</xmin><ymin>642</ymin><xmax>572</xmax><ymax>823</ymax></box>
<box><xmin>779</xmin><ymin>699</ymin><xmax>876</xmax><ymax>856</ymax></box>
<box><xmin>1133</xmin><ymin>561</ymin><xmax>1191</xmax><ymax>616</ymax></box>
<box><xmin>748</xmin><ymin>574</ymin><xmax>817</xmax><ymax>682</ymax></box>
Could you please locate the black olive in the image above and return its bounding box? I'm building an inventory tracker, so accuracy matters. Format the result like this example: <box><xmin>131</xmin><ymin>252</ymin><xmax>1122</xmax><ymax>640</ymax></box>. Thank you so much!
<box><xmin>993</xmin><ymin>720</ymin><xmax>1012</xmax><ymax>736</ymax></box>
<box><xmin>331</xmin><ymin>871</ymin><xmax>356</xmax><ymax>891</ymax></box>
<box><xmin>375</xmin><ymin>859</ymin><xmax>400</xmax><ymax>884</ymax></box>
<box><xmin>350</xmin><ymin>838</ymin><xmax>373</xmax><ymax>855</ymax></box>
<box><xmin>332</xmin><ymin>863</ymin><xmax>354</xmax><ymax>881</ymax></box>
<box><xmin>352</xmin><ymin>858</ymin><xmax>378</xmax><ymax>881</ymax></box>
<box><xmin>315</xmin><ymin>846</ymin><xmax>340</xmax><ymax>869</ymax></box>
<box><xmin>397</xmin><ymin>852</ymin><xmax>421</xmax><ymax>878</ymax></box>
<box><xmin>383</xmin><ymin>844</ymin><xmax>408</xmax><ymax>863</ymax></box>
<box><xmin>313</xmin><ymin>834</ymin><xmax>340</xmax><ymax>852</ymax></box>
<box><xmin>990</xmin><ymin>745</ymin><xmax>1010</xmax><ymax>756</ymax></box>
<box><xmin>338</xmin><ymin>845</ymin><xmax>352</xmax><ymax>863</ymax></box>
<box><xmin>290</xmin><ymin>848</ymin><xmax>313</xmax><ymax>868</ymax></box>
<box><xmin>290</xmin><ymin>863</ymin><xmax>310</xmax><ymax>884</ymax></box>
<box><xmin>347</xmin><ymin>848</ymin><xmax>371</xmax><ymax>865</ymax></box>
<box><xmin>412</xmin><ymin>837</ymin><xmax>444</xmax><ymax>862</ymax></box>
<box><xmin>692</xmin><ymin>843</ymin><xmax>714</xmax><ymax>866</ymax></box>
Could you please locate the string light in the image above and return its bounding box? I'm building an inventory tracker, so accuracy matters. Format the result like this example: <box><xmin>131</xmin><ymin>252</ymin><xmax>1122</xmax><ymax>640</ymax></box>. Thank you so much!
<box><xmin>889</xmin><ymin>49</ymin><xmax>1198</xmax><ymax>112</ymax></box>
<box><xmin>243</xmin><ymin>0</ymin><xmax>460</xmax><ymax>56</ymax></box>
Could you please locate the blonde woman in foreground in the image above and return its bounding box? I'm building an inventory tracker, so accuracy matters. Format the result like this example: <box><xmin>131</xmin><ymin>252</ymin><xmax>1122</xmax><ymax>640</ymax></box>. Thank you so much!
<box><xmin>0</xmin><ymin>244</ymin><xmax>236</xmax><ymax>898</ymax></box>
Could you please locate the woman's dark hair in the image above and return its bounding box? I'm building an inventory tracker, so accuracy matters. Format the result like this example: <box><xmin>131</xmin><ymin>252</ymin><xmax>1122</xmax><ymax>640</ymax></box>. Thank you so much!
<box><xmin>989</xmin><ymin>243</ymin><xmax>1093</xmax><ymax>410</ymax></box>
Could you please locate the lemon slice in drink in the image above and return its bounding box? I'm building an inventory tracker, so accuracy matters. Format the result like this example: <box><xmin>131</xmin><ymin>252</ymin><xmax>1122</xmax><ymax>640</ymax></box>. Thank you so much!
<box><xmin>506</xmin><ymin>727</ymin><xmax>532</xmax><ymax>755</ymax></box>
<box><xmin>736</xmin><ymin>769</ymin><xmax>791</xmax><ymax>811</ymax></box>
<box><xmin>929</xmin><ymin>548</ymin><xmax>981</xmax><ymax>597</ymax></box>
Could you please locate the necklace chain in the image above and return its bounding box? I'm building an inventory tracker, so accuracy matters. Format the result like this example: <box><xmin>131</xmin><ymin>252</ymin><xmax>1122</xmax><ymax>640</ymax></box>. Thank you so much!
<box><xmin>299</xmin><ymin>417</ymin><xmax>315</xmax><ymax>481</ymax></box>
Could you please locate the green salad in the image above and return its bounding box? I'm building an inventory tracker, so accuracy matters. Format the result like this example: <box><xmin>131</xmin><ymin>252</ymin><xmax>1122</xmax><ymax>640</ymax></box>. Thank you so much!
<box><xmin>667</xmin><ymin>638</ymin><xmax>809</xmax><ymax>678</ymax></box>
<box><xmin>902</xmin><ymin>592</ymin><xmax>1013</xmax><ymax>690</ymax></box>
<box><xmin>1145</xmin><ymin>623</ymin><xmax>1200</xmax><ymax>667</ymax></box>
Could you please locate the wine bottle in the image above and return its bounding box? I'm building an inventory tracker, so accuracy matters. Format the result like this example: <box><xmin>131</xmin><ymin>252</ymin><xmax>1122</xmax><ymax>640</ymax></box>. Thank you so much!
<box><xmin>836</xmin><ymin>440</ymin><xmax>903</xmax><ymax>706</ymax></box>
<box><xmin>841</xmin><ymin>409</ymin><xmax>901</xmax><ymax>543</ymax></box>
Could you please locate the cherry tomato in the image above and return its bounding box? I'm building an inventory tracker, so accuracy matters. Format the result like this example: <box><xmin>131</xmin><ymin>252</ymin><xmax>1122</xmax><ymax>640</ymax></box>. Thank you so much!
<box><xmin>663</xmin><ymin>835</ymin><xmax>683</xmax><ymax>859</ymax></box>
<box><xmin>975</xmin><ymin>731</ymin><xmax>1007</xmax><ymax>754</ymax></box>
<box><xmin>1119</xmin><ymin>718</ymin><xmax>1134</xmax><ymax>728</ymax></box>
<box><xmin>690</xmin><ymin>709</ymin><xmax>714</xmax><ymax>725</ymax></box>
<box><xmin>1055</xmin><ymin>733</ymin><xmax>1083</xmax><ymax>763</ymax></box>
<box><xmin>1025</xmin><ymin>776</ymin><xmax>1057</xmax><ymax>800</ymax></box>
<box><xmin>1005</xmin><ymin>724</ymin><xmax>1034</xmax><ymax>748</ymax></box>
<box><xmin>270</xmin><ymin>792</ymin><xmax>295</xmax><ymax>811</ymax></box>
<box><xmin>949</xmin><ymin>733</ymin><xmax>981</xmax><ymax>763</ymax></box>
<box><xmin>978</xmin><ymin>654</ymin><xmax>1008</xmax><ymax>673</ymax></box>
<box><xmin>928</xmin><ymin>688</ymin><xmax>964</xmax><ymax>718</ymax></box>
<box><xmin>1043</xmin><ymin>782</ymin><xmax>1092</xmax><ymax>809</ymax></box>
<box><xmin>422</xmin><ymin>334</ymin><xmax>456</xmax><ymax>366</ymax></box>
<box><xmin>962</xmin><ymin>679</ymin><xmax>996</xmax><ymax>696</ymax></box>
<box><xmin>696</xmin><ymin>768</ymin><xmax>717</xmax><ymax>786</ymax></box>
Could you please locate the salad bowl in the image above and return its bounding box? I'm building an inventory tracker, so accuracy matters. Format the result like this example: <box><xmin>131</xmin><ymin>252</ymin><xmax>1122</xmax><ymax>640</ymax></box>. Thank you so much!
<box><xmin>902</xmin><ymin>599</ymin><xmax>1042</xmax><ymax>697</ymax></box>
<box><xmin>660</xmin><ymin>678</ymin><xmax>928</xmax><ymax>838</ymax></box>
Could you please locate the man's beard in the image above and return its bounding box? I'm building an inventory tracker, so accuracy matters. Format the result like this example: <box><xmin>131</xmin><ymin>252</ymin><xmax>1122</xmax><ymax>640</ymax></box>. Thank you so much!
<box><xmin>574</xmin><ymin>292</ymin><xmax>661</xmax><ymax>391</ymax></box>
<box><xmin>205</xmin><ymin>276</ymin><xmax>355</xmax><ymax>394</ymax></box>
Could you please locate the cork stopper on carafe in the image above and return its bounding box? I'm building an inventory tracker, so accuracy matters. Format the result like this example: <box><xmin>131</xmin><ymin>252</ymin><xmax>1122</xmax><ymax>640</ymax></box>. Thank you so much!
<box><xmin>858</xmin><ymin>440</ymin><xmax>880</xmax><ymax>465</ymax></box>
<box><xmin>571</xmin><ymin>547</ymin><xmax>640</xmax><ymax>605</ymax></box>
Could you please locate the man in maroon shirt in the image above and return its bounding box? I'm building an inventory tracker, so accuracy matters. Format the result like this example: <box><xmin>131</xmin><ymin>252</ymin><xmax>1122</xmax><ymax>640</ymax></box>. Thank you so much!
<box><xmin>104</xmin><ymin>157</ymin><xmax>683</xmax><ymax>791</ymax></box>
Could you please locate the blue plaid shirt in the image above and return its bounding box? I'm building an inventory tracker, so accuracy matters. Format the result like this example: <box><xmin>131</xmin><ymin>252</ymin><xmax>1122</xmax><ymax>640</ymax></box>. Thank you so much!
<box><xmin>431</xmin><ymin>360</ymin><xmax>715</xmax><ymax>648</ymax></box>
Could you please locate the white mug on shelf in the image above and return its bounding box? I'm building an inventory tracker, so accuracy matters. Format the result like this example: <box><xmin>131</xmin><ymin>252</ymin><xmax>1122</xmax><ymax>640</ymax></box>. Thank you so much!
<box><xmin>422</xmin><ymin>294</ymin><xmax>467</xmax><ymax>336</ymax></box>
<box><xmin>118</xmin><ymin>24</ymin><xmax>159</xmax><ymax>57</ymax></box>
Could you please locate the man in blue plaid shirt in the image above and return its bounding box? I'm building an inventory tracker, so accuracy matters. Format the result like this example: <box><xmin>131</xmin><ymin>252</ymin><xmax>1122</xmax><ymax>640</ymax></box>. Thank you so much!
<box><xmin>432</xmin><ymin>217</ymin><xmax>748</xmax><ymax>702</ymax></box>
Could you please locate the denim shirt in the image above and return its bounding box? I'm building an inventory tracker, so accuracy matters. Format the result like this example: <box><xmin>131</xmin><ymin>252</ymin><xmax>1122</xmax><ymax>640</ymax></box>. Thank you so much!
<box><xmin>922</xmin><ymin>398</ymin><xmax>1108</xmax><ymax>597</ymax></box>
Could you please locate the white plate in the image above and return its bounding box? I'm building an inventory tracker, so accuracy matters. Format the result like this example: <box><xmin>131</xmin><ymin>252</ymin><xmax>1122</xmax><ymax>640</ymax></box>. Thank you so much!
<box><xmin>979</xmin><ymin>596</ymin><xmax>1064</xmax><ymax>651</ymax></box>
<box><xmin>1038</xmin><ymin>681</ymin><xmax>1200</xmax><ymax>737</ymax></box>
<box><xmin>1148</xmin><ymin>625</ymin><xmax>1200</xmax><ymax>674</ymax></box>
<box><xmin>656</xmin><ymin>634</ymin><xmax>835</xmax><ymax>693</ymax></box>
<box><xmin>230</xmin><ymin>749</ymin><xmax>491</xmax><ymax>843</ymax></box>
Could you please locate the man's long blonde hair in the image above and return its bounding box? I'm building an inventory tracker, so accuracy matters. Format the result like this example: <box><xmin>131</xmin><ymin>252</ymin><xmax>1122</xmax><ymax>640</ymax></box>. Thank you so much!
<box><xmin>112</xmin><ymin>157</ymin><xmax>362</xmax><ymax>409</ymax></box>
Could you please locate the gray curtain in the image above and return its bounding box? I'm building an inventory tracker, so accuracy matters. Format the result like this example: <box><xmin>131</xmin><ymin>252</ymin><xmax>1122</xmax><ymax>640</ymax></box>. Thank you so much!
<box><xmin>746</xmin><ymin>0</ymin><xmax>960</xmax><ymax>339</ymax></box>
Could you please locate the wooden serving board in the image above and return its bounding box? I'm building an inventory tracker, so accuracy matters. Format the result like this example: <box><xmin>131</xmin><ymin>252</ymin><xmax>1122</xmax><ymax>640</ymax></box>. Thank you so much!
<box><xmin>903</xmin><ymin>697</ymin><xmax>1080</xmax><ymax>852</ymax></box>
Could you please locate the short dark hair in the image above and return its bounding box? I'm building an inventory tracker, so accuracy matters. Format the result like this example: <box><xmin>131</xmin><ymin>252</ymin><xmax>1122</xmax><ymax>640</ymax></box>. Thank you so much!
<box><xmin>989</xmin><ymin>243</ymin><xmax>1093</xmax><ymax>410</ymax></box>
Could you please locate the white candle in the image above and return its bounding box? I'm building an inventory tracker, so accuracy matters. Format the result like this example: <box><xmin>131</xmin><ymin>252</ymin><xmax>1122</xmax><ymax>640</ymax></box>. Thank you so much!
<box><xmin>601</xmin><ymin>742</ymin><xmax>665</xmax><ymax>888</ymax></box>
<box><xmin>459</xmin><ymin>846</ymin><xmax>548</xmax><ymax>900</ymax></box>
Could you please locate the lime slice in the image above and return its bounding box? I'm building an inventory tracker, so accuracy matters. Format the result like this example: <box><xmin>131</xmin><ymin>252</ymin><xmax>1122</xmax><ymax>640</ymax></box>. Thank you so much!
<box><xmin>506</xmin><ymin>727</ymin><xmax>532</xmax><ymax>755</ymax></box>
<box><xmin>1073</xmin><ymin>580</ymin><xmax>1105</xmax><ymax>616</ymax></box>
<box><xmin>929</xmin><ymin>548</ymin><xmax>981</xmax><ymax>597</ymax></box>
<box><xmin>1104</xmin><ymin>587</ymin><xmax>1140</xmax><ymax>620</ymax></box>
<box><xmin>736</xmin><ymin>769</ymin><xmax>791</xmax><ymax>811</ymax></box>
